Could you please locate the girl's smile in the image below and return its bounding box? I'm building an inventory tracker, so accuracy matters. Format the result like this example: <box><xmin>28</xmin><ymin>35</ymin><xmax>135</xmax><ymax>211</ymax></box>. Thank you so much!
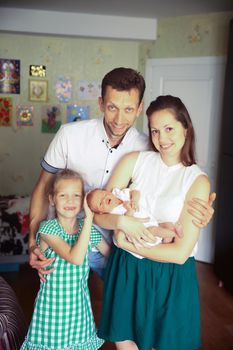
<box><xmin>50</xmin><ymin>178</ymin><xmax>83</xmax><ymax>221</ymax></box>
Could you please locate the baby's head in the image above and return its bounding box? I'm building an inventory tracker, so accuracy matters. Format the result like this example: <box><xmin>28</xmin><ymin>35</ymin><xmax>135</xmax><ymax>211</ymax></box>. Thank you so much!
<box><xmin>86</xmin><ymin>189</ymin><xmax>121</xmax><ymax>214</ymax></box>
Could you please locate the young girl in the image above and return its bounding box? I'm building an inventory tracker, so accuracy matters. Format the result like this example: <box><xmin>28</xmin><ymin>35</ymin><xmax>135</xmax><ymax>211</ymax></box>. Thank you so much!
<box><xmin>21</xmin><ymin>169</ymin><xmax>109</xmax><ymax>350</ymax></box>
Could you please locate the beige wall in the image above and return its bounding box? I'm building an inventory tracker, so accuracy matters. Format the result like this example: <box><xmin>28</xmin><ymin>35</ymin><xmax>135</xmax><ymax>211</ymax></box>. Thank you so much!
<box><xmin>136</xmin><ymin>11</ymin><xmax>233</xmax><ymax>129</ymax></box>
<box><xmin>0</xmin><ymin>34</ymin><xmax>140</xmax><ymax>195</ymax></box>
<box><xmin>0</xmin><ymin>11</ymin><xmax>232</xmax><ymax>195</ymax></box>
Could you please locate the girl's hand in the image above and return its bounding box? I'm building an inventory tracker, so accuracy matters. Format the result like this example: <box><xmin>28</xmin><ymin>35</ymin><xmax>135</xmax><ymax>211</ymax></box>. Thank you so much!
<box><xmin>83</xmin><ymin>194</ymin><xmax>94</xmax><ymax>221</ymax></box>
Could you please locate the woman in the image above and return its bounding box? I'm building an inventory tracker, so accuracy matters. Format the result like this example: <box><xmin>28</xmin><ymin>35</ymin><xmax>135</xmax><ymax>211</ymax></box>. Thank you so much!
<box><xmin>97</xmin><ymin>95</ymin><xmax>210</xmax><ymax>350</ymax></box>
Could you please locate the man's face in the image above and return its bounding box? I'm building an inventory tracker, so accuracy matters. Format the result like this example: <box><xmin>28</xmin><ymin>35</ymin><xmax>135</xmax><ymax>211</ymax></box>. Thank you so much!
<box><xmin>99</xmin><ymin>86</ymin><xmax>143</xmax><ymax>145</ymax></box>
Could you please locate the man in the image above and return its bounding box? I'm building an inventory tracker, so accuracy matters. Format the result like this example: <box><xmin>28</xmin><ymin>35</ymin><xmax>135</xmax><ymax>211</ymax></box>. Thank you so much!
<box><xmin>29</xmin><ymin>67</ymin><xmax>215</xmax><ymax>279</ymax></box>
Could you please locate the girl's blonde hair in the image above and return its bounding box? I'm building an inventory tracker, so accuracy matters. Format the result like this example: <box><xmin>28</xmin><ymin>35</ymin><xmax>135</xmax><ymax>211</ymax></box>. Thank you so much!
<box><xmin>51</xmin><ymin>169</ymin><xmax>84</xmax><ymax>196</ymax></box>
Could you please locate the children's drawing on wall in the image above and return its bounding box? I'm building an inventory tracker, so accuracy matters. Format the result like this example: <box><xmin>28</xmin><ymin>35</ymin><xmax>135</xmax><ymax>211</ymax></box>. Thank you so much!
<box><xmin>29</xmin><ymin>79</ymin><xmax>48</xmax><ymax>102</ymax></box>
<box><xmin>0</xmin><ymin>97</ymin><xmax>12</xmax><ymax>126</ymax></box>
<box><xmin>16</xmin><ymin>106</ymin><xmax>34</xmax><ymax>126</ymax></box>
<box><xmin>30</xmin><ymin>65</ymin><xmax>46</xmax><ymax>77</ymax></box>
<box><xmin>55</xmin><ymin>76</ymin><xmax>72</xmax><ymax>102</ymax></box>
<box><xmin>0</xmin><ymin>59</ymin><xmax>20</xmax><ymax>94</ymax></box>
<box><xmin>77</xmin><ymin>80</ymin><xmax>101</xmax><ymax>100</ymax></box>
<box><xmin>67</xmin><ymin>105</ymin><xmax>90</xmax><ymax>123</ymax></box>
<box><xmin>41</xmin><ymin>105</ymin><xmax>61</xmax><ymax>133</ymax></box>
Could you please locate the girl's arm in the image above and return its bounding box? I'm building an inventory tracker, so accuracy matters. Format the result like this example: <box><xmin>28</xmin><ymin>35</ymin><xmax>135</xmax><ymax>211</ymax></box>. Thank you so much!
<box><xmin>94</xmin><ymin>151</ymin><xmax>156</xmax><ymax>246</ymax></box>
<box><xmin>40</xmin><ymin>197</ymin><xmax>94</xmax><ymax>265</ymax></box>
<box><xmin>115</xmin><ymin>174</ymin><xmax>210</xmax><ymax>264</ymax></box>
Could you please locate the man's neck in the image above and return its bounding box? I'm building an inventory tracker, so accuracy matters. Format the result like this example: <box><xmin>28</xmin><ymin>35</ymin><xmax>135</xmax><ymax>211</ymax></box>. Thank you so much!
<box><xmin>109</xmin><ymin>137</ymin><xmax>122</xmax><ymax>148</ymax></box>
<box><xmin>103</xmin><ymin>120</ymin><xmax>126</xmax><ymax>148</ymax></box>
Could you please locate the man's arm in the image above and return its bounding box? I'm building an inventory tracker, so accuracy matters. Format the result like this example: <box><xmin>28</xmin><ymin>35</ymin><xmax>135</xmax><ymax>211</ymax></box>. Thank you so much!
<box><xmin>29</xmin><ymin>170</ymin><xmax>56</xmax><ymax>278</ymax></box>
<box><xmin>188</xmin><ymin>192</ymin><xmax>216</xmax><ymax>228</ymax></box>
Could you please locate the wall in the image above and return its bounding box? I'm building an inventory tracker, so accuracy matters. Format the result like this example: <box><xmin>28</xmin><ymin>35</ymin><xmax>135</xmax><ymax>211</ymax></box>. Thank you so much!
<box><xmin>0</xmin><ymin>11</ymin><xmax>233</xmax><ymax>196</ymax></box>
<box><xmin>139</xmin><ymin>12</ymin><xmax>233</xmax><ymax>63</ymax></box>
<box><xmin>137</xmin><ymin>11</ymin><xmax>233</xmax><ymax>130</ymax></box>
<box><xmin>0</xmin><ymin>34</ymin><xmax>140</xmax><ymax>195</ymax></box>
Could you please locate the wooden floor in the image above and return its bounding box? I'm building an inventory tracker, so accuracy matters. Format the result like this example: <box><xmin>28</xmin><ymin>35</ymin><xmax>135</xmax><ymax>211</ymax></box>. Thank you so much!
<box><xmin>1</xmin><ymin>261</ymin><xmax>233</xmax><ymax>350</ymax></box>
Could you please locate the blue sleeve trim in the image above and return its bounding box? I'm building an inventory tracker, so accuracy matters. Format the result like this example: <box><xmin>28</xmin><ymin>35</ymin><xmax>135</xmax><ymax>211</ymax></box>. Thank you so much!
<box><xmin>40</xmin><ymin>159</ymin><xmax>63</xmax><ymax>173</ymax></box>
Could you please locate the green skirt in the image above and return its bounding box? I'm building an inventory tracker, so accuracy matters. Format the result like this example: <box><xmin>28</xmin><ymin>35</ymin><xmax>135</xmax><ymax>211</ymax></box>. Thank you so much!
<box><xmin>98</xmin><ymin>246</ymin><xmax>201</xmax><ymax>350</ymax></box>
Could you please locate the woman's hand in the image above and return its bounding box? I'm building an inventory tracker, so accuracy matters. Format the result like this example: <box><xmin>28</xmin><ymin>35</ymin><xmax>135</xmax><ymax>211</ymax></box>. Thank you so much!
<box><xmin>29</xmin><ymin>245</ymin><xmax>55</xmax><ymax>282</ymax></box>
<box><xmin>187</xmin><ymin>192</ymin><xmax>216</xmax><ymax>228</ymax></box>
<box><xmin>155</xmin><ymin>221</ymin><xmax>183</xmax><ymax>239</ymax></box>
<box><xmin>117</xmin><ymin>215</ymin><xmax>156</xmax><ymax>248</ymax></box>
<box><xmin>114</xmin><ymin>230</ymin><xmax>128</xmax><ymax>248</ymax></box>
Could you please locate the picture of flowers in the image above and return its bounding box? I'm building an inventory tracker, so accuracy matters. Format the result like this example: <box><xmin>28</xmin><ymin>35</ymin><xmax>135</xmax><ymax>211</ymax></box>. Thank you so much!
<box><xmin>16</xmin><ymin>106</ymin><xmax>34</xmax><ymax>126</ymax></box>
<box><xmin>0</xmin><ymin>97</ymin><xmax>12</xmax><ymax>126</ymax></box>
<box><xmin>55</xmin><ymin>76</ymin><xmax>72</xmax><ymax>102</ymax></box>
<box><xmin>30</xmin><ymin>65</ymin><xmax>46</xmax><ymax>77</ymax></box>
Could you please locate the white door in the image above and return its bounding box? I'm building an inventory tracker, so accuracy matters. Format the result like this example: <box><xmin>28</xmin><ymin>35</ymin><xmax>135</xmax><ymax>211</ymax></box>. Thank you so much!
<box><xmin>144</xmin><ymin>57</ymin><xmax>226</xmax><ymax>263</ymax></box>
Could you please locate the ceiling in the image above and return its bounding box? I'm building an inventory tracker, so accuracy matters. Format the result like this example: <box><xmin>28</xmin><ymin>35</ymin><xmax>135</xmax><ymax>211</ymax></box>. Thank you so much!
<box><xmin>0</xmin><ymin>0</ymin><xmax>233</xmax><ymax>19</ymax></box>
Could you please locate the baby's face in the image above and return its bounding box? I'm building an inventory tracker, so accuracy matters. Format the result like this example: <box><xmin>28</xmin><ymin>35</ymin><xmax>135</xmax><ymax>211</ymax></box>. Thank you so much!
<box><xmin>91</xmin><ymin>190</ymin><xmax>121</xmax><ymax>213</ymax></box>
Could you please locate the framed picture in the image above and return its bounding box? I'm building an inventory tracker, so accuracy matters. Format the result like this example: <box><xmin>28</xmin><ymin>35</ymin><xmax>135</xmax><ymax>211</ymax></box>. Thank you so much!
<box><xmin>29</xmin><ymin>79</ymin><xmax>48</xmax><ymax>102</ymax></box>
<box><xmin>67</xmin><ymin>105</ymin><xmax>90</xmax><ymax>123</ymax></box>
<box><xmin>0</xmin><ymin>97</ymin><xmax>12</xmax><ymax>126</ymax></box>
<box><xmin>41</xmin><ymin>104</ymin><xmax>61</xmax><ymax>134</ymax></box>
<box><xmin>16</xmin><ymin>105</ymin><xmax>34</xmax><ymax>126</ymax></box>
<box><xmin>29</xmin><ymin>65</ymin><xmax>46</xmax><ymax>77</ymax></box>
<box><xmin>0</xmin><ymin>59</ymin><xmax>20</xmax><ymax>94</ymax></box>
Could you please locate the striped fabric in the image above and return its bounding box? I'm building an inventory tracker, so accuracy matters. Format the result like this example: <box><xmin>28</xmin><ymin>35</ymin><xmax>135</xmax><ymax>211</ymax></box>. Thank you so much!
<box><xmin>0</xmin><ymin>276</ymin><xmax>27</xmax><ymax>350</ymax></box>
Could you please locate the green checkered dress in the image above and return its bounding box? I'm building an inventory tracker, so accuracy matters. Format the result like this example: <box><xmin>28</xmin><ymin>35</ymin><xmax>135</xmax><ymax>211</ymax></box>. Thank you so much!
<box><xmin>21</xmin><ymin>218</ymin><xmax>104</xmax><ymax>350</ymax></box>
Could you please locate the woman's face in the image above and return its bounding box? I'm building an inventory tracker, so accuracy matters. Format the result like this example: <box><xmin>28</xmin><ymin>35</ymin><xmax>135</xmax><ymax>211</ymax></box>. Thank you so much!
<box><xmin>149</xmin><ymin>108</ymin><xmax>187</xmax><ymax>165</ymax></box>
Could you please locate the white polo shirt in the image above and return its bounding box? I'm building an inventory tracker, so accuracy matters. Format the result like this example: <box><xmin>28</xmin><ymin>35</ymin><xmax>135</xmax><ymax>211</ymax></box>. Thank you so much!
<box><xmin>41</xmin><ymin>117</ymin><xmax>150</xmax><ymax>192</ymax></box>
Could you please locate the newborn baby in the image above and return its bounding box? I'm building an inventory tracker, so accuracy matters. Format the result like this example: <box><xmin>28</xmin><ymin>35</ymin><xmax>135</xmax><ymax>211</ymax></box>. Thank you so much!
<box><xmin>87</xmin><ymin>188</ymin><xmax>183</xmax><ymax>259</ymax></box>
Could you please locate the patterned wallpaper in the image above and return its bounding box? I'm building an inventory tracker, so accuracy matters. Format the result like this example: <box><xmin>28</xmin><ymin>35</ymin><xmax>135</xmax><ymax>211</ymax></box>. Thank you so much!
<box><xmin>139</xmin><ymin>12</ymin><xmax>233</xmax><ymax>68</ymax></box>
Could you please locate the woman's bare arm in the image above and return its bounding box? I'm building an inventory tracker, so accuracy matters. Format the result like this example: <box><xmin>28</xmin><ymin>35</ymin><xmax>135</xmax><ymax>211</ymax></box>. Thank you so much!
<box><xmin>94</xmin><ymin>151</ymin><xmax>155</xmax><ymax>246</ymax></box>
<box><xmin>115</xmin><ymin>175</ymin><xmax>210</xmax><ymax>264</ymax></box>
